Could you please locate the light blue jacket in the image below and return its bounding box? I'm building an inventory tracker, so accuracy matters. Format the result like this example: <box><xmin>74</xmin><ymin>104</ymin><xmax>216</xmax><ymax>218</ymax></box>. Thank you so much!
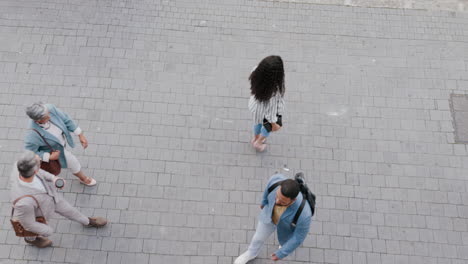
<box><xmin>24</xmin><ymin>104</ymin><xmax>80</xmax><ymax>168</ymax></box>
<box><xmin>260</xmin><ymin>174</ymin><xmax>312</xmax><ymax>259</ymax></box>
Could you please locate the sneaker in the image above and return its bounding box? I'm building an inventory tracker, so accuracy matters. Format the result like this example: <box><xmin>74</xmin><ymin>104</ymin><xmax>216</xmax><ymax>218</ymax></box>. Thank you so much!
<box><xmin>234</xmin><ymin>251</ymin><xmax>256</xmax><ymax>264</ymax></box>
<box><xmin>87</xmin><ymin>217</ymin><xmax>107</xmax><ymax>227</ymax></box>
<box><xmin>24</xmin><ymin>236</ymin><xmax>52</xmax><ymax>248</ymax></box>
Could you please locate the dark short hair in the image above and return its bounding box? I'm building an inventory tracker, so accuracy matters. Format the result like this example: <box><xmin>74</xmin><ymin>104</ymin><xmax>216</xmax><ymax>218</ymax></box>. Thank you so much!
<box><xmin>280</xmin><ymin>179</ymin><xmax>300</xmax><ymax>199</ymax></box>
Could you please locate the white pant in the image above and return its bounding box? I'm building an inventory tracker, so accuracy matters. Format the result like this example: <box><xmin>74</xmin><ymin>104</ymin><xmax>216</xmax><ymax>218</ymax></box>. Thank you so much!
<box><xmin>64</xmin><ymin>148</ymin><xmax>81</xmax><ymax>174</ymax></box>
<box><xmin>247</xmin><ymin>221</ymin><xmax>277</xmax><ymax>257</ymax></box>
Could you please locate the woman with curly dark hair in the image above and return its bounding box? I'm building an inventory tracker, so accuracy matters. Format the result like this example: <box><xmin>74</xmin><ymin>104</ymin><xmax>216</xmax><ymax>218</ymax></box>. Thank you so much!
<box><xmin>248</xmin><ymin>55</ymin><xmax>285</xmax><ymax>152</ymax></box>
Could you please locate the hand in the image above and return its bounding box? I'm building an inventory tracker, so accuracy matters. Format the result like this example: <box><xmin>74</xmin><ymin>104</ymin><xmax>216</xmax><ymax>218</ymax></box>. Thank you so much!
<box><xmin>271</xmin><ymin>253</ymin><xmax>280</xmax><ymax>261</ymax></box>
<box><xmin>49</xmin><ymin>150</ymin><xmax>60</xmax><ymax>160</ymax></box>
<box><xmin>260</xmin><ymin>205</ymin><xmax>265</xmax><ymax>209</ymax></box>
<box><xmin>272</xmin><ymin>123</ymin><xmax>281</xmax><ymax>132</ymax></box>
<box><xmin>79</xmin><ymin>134</ymin><xmax>88</xmax><ymax>149</ymax></box>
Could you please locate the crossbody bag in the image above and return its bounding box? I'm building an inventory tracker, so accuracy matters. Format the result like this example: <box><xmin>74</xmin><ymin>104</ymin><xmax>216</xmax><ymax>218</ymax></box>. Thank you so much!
<box><xmin>10</xmin><ymin>195</ymin><xmax>47</xmax><ymax>237</ymax></box>
<box><xmin>31</xmin><ymin>129</ymin><xmax>61</xmax><ymax>175</ymax></box>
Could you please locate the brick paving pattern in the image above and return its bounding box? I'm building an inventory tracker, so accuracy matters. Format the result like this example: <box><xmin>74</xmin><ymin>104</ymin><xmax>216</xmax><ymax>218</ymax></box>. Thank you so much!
<box><xmin>268</xmin><ymin>0</ymin><xmax>468</xmax><ymax>12</ymax></box>
<box><xmin>1</xmin><ymin>0</ymin><xmax>468</xmax><ymax>263</ymax></box>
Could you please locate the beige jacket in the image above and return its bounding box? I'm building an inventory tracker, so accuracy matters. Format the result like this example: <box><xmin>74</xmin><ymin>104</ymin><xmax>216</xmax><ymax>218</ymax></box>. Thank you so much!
<box><xmin>9</xmin><ymin>164</ymin><xmax>59</xmax><ymax>236</ymax></box>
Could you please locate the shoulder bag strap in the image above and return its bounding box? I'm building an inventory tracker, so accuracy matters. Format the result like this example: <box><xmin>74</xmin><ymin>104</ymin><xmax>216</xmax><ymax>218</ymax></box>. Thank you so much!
<box><xmin>11</xmin><ymin>194</ymin><xmax>43</xmax><ymax>218</ymax></box>
<box><xmin>291</xmin><ymin>198</ymin><xmax>306</xmax><ymax>228</ymax></box>
<box><xmin>277</xmin><ymin>96</ymin><xmax>280</xmax><ymax>116</ymax></box>
<box><xmin>276</xmin><ymin>93</ymin><xmax>283</xmax><ymax>116</ymax></box>
<box><xmin>31</xmin><ymin>129</ymin><xmax>55</xmax><ymax>151</ymax></box>
<box><xmin>267</xmin><ymin>180</ymin><xmax>283</xmax><ymax>193</ymax></box>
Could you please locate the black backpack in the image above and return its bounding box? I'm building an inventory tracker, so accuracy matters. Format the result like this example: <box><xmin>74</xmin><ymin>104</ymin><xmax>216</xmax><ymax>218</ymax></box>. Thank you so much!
<box><xmin>267</xmin><ymin>172</ymin><xmax>316</xmax><ymax>227</ymax></box>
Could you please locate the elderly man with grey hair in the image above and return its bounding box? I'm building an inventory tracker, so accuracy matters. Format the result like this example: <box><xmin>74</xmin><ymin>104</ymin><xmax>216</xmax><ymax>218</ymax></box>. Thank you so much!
<box><xmin>24</xmin><ymin>102</ymin><xmax>96</xmax><ymax>186</ymax></box>
<box><xmin>10</xmin><ymin>150</ymin><xmax>107</xmax><ymax>248</ymax></box>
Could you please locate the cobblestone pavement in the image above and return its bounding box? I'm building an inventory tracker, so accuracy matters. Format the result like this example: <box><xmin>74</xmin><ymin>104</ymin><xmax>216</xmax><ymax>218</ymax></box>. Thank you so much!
<box><xmin>1</xmin><ymin>0</ymin><xmax>468</xmax><ymax>263</ymax></box>
<box><xmin>268</xmin><ymin>0</ymin><xmax>468</xmax><ymax>13</ymax></box>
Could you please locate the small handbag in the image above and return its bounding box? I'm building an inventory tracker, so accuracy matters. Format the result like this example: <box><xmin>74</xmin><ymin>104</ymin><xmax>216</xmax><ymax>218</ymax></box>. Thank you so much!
<box><xmin>10</xmin><ymin>195</ymin><xmax>47</xmax><ymax>237</ymax></box>
<box><xmin>31</xmin><ymin>129</ymin><xmax>61</xmax><ymax>176</ymax></box>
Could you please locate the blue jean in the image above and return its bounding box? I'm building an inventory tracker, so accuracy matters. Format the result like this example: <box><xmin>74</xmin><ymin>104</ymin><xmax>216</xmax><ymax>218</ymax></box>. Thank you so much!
<box><xmin>253</xmin><ymin>124</ymin><xmax>270</xmax><ymax>138</ymax></box>
<box><xmin>247</xmin><ymin>221</ymin><xmax>277</xmax><ymax>257</ymax></box>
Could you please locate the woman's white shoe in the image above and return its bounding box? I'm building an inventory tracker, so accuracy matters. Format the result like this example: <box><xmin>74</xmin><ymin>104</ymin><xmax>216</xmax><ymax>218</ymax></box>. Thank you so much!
<box><xmin>79</xmin><ymin>177</ymin><xmax>97</xmax><ymax>186</ymax></box>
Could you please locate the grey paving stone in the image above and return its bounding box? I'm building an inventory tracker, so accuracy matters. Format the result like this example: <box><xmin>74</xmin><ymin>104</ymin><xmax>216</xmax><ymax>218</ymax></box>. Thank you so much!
<box><xmin>0</xmin><ymin>245</ymin><xmax>10</xmax><ymax>258</ymax></box>
<box><xmin>50</xmin><ymin>248</ymin><xmax>66</xmax><ymax>263</ymax></box>
<box><xmin>1</xmin><ymin>0</ymin><xmax>468</xmax><ymax>263</ymax></box>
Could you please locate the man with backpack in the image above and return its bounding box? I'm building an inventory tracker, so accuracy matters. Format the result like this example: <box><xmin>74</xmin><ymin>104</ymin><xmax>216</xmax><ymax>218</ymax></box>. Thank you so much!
<box><xmin>234</xmin><ymin>173</ymin><xmax>314</xmax><ymax>263</ymax></box>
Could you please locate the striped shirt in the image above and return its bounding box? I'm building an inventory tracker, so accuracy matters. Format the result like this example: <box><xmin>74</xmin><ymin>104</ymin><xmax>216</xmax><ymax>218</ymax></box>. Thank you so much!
<box><xmin>248</xmin><ymin>92</ymin><xmax>285</xmax><ymax>124</ymax></box>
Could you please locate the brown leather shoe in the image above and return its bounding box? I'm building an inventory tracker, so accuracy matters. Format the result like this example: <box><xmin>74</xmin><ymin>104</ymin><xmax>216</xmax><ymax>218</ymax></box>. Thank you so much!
<box><xmin>24</xmin><ymin>236</ymin><xmax>52</xmax><ymax>248</ymax></box>
<box><xmin>87</xmin><ymin>217</ymin><xmax>107</xmax><ymax>227</ymax></box>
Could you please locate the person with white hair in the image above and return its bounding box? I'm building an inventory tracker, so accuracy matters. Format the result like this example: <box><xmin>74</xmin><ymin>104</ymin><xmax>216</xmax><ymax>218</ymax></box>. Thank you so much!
<box><xmin>24</xmin><ymin>102</ymin><xmax>96</xmax><ymax>186</ymax></box>
<box><xmin>10</xmin><ymin>150</ymin><xmax>107</xmax><ymax>248</ymax></box>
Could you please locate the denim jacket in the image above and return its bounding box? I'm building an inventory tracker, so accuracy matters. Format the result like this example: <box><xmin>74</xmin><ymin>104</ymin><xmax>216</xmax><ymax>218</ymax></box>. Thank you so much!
<box><xmin>259</xmin><ymin>174</ymin><xmax>312</xmax><ymax>259</ymax></box>
<box><xmin>24</xmin><ymin>104</ymin><xmax>81</xmax><ymax>168</ymax></box>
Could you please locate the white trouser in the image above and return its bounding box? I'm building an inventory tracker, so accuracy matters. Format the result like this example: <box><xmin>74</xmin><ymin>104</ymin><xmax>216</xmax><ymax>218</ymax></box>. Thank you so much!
<box><xmin>247</xmin><ymin>221</ymin><xmax>277</xmax><ymax>257</ymax></box>
<box><xmin>64</xmin><ymin>148</ymin><xmax>81</xmax><ymax>174</ymax></box>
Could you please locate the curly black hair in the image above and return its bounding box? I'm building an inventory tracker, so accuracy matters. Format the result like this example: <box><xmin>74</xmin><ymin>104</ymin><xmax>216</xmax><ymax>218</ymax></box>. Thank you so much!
<box><xmin>249</xmin><ymin>55</ymin><xmax>285</xmax><ymax>103</ymax></box>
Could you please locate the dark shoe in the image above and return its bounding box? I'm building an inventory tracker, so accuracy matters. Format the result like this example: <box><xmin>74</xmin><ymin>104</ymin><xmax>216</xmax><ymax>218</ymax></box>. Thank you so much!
<box><xmin>87</xmin><ymin>217</ymin><xmax>107</xmax><ymax>227</ymax></box>
<box><xmin>24</xmin><ymin>236</ymin><xmax>52</xmax><ymax>248</ymax></box>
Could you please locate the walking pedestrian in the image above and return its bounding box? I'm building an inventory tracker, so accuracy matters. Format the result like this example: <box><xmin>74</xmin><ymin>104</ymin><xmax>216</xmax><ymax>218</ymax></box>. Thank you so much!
<box><xmin>10</xmin><ymin>151</ymin><xmax>107</xmax><ymax>248</ymax></box>
<box><xmin>234</xmin><ymin>173</ymin><xmax>312</xmax><ymax>263</ymax></box>
<box><xmin>24</xmin><ymin>102</ymin><xmax>96</xmax><ymax>186</ymax></box>
<box><xmin>248</xmin><ymin>55</ymin><xmax>285</xmax><ymax>152</ymax></box>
